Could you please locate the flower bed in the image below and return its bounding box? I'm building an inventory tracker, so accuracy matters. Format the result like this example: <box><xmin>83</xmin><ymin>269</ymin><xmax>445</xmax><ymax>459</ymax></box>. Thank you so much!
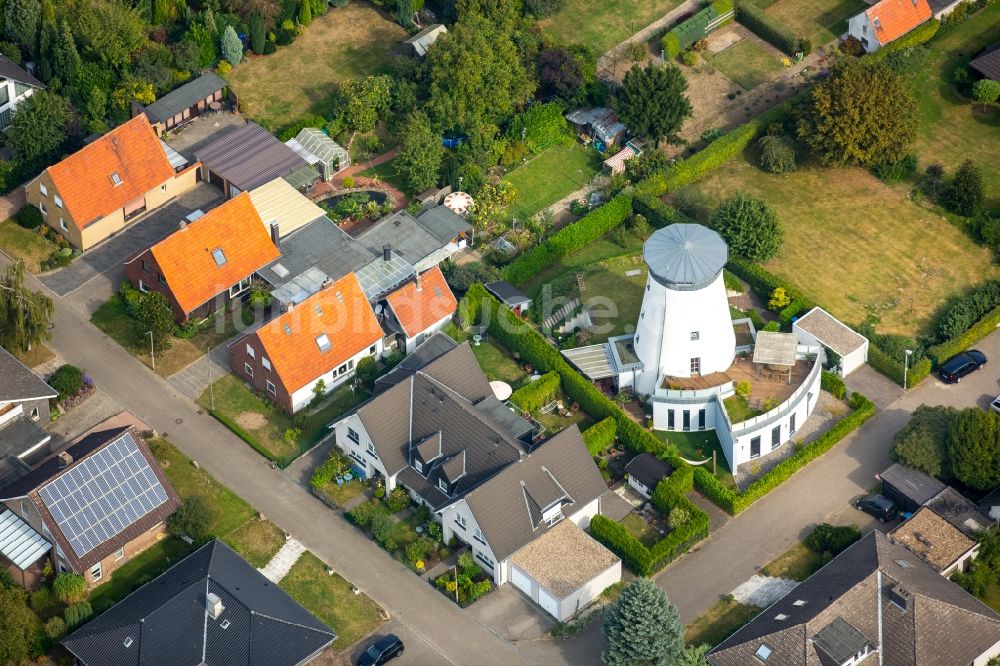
<box><xmin>346</xmin><ymin>498</ymin><xmax>451</xmax><ymax>575</ymax></box>
<box><xmin>434</xmin><ymin>552</ymin><xmax>494</xmax><ymax>607</ymax></box>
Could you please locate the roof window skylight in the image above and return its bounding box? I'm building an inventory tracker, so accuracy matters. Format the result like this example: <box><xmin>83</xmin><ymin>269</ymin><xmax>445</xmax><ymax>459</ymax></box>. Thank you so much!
<box><xmin>211</xmin><ymin>248</ymin><xmax>227</xmax><ymax>266</ymax></box>
<box><xmin>316</xmin><ymin>334</ymin><xmax>332</xmax><ymax>352</ymax></box>
<box><xmin>111</xmin><ymin>172</ymin><xmax>123</xmax><ymax>186</ymax></box>
<box><xmin>755</xmin><ymin>644</ymin><xmax>772</xmax><ymax>662</ymax></box>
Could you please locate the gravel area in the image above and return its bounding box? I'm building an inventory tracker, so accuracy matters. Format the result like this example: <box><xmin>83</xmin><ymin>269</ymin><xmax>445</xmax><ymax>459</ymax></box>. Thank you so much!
<box><xmin>730</xmin><ymin>575</ymin><xmax>799</xmax><ymax>608</ymax></box>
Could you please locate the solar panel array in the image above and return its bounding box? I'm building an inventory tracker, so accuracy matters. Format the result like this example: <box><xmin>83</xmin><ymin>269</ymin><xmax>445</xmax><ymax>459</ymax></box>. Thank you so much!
<box><xmin>38</xmin><ymin>433</ymin><xmax>169</xmax><ymax>558</ymax></box>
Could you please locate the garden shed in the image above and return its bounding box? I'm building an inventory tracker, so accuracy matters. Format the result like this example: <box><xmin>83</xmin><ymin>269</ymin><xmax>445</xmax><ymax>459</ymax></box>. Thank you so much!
<box><xmin>137</xmin><ymin>71</ymin><xmax>228</xmax><ymax>135</ymax></box>
<box><xmin>508</xmin><ymin>520</ymin><xmax>621</xmax><ymax>622</ymax></box>
<box><xmin>793</xmin><ymin>307</ymin><xmax>869</xmax><ymax>377</ymax></box>
<box><xmin>285</xmin><ymin>127</ymin><xmax>350</xmax><ymax>180</ymax></box>
<box><xmin>878</xmin><ymin>463</ymin><xmax>945</xmax><ymax>514</ymax></box>
<box><xmin>624</xmin><ymin>453</ymin><xmax>674</xmax><ymax>499</ymax></box>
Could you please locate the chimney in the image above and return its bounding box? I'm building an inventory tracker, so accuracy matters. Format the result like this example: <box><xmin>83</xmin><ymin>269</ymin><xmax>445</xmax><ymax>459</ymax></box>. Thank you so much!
<box><xmin>383</xmin><ymin>244</ymin><xmax>391</xmax><ymax>262</ymax></box>
<box><xmin>205</xmin><ymin>592</ymin><xmax>225</xmax><ymax>619</ymax></box>
<box><xmin>270</xmin><ymin>223</ymin><xmax>280</xmax><ymax>250</ymax></box>
<box><xmin>887</xmin><ymin>583</ymin><xmax>912</xmax><ymax>612</ymax></box>
<box><xmin>57</xmin><ymin>451</ymin><xmax>73</xmax><ymax>468</ymax></box>
<box><xmin>415</xmin><ymin>273</ymin><xmax>422</xmax><ymax>292</ymax></box>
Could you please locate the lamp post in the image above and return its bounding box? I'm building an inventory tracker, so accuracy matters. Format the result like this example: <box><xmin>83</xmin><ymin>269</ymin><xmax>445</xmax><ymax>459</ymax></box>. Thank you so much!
<box><xmin>148</xmin><ymin>331</ymin><xmax>155</xmax><ymax>371</ymax></box>
<box><xmin>903</xmin><ymin>349</ymin><xmax>913</xmax><ymax>390</ymax></box>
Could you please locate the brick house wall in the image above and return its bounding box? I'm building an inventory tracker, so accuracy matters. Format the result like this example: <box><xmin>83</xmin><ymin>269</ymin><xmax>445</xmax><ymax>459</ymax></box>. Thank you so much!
<box><xmin>230</xmin><ymin>333</ymin><xmax>294</xmax><ymax>413</ymax></box>
<box><xmin>123</xmin><ymin>247</ymin><xmax>238</xmax><ymax>323</ymax></box>
<box><xmin>83</xmin><ymin>522</ymin><xmax>168</xmax><ymax>588</ymax></box>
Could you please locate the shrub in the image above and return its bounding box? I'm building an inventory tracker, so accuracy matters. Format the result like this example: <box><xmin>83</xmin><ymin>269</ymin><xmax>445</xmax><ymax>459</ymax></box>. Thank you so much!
<box><xmin>762</xmin><ymin>321</ymin><xmax>781</xmax><ymax>332</ymax></box>
<box><xmin>631</xmin><ymin>195</ymin><xmax>692</xmax><ymax>228</ymax></box>
<box><xmin>311</xmin><ymin>452</ymin><xmax>349</xmax><ymax>489</ymax></box>
<box><xmin>662</xmin><ymin>32</ymin><xmax>681</xmax><ymax>59</ymax></box>
<box><xmin>890</xmin><ymin>405</ymin><xmax>956</xmax><ymax>480</ymax></box>
<box><xmin>932</xmin><ymin>280</ymin><xmax>1000</xmax><ymax>343</ymax></box>
<box><xmin>510</xmin><ymin>371</ymin><xmax>560</xmax><ymax>413</ymax></box>
<box><xmin>628</xmin><ymin>41</ymin><xmax>647</xmax><ymax>62</ymax></box>
<box><xmin>681</xmin><ymin>50</ymin><xmax>698</xmax><ymax>66</ymax></box>
<box><xmin>371</xmin><ymin>513</ymin><xmax>394</xmax><ymax>545</ymax></box>
<box><xmin>711</xmin><ymin>193</ymin><xmax>783</xmax><ymax>262</ymax></box>
<box><xmin>49</xmin><ymin>364</ymin><xmax>84</xmax><ymax>400</ymax></box>
<box><xmin>868</xmin><ymin>19</ymin><xmax>939</xmax><ymax>62</ymax></box>
<box><xmin>872</xmin><ymin>153</ymin><xmax>918</xmax><ymax>184</ymax></box>
<box><xmin>583</xmin><ymin>417</ymin><xmax>617</xmax><ymax>455</ymax></box>
<box><xmin>52</xmin><ymin>573</ymin><xmax>86</xmax><ymax>604</ymax></box>
<box><xmin>167</xmin><ymin>496</ymin><xmax>213</xmax><ymax>543</ymax></box>
<box><xmin>769</xmin><ymin>287</ymin><xmax>791</xmax><ymax>310</ymax></box>
<box><xmin>64</xmin><ymin>601</ymin><xmax>93</xmax><ymax>628</ymax></box>
<box><xmin>15</xmin><ymin>205</ymin><xmax>42</xmax><ymax>229</ymax></box>
<box><xmin>804</xmin><ymin>523</ymin><xmax>861</xmax><ymax>555</ymax></box>
<box><xmin>668</xmin><ymin>505</ymin><xmax>690</xmax><ymax>528</ymax></box>
<box><xmin>820</xmin><ymin>371</ymin><xmax>846</xmax><ymax>399</ymax></box>
<box><xmin>946</xmin><ymin>160</ymin><xmax>983</xmax><ymax>217</ymax></box>
<box><xmin>736</xmin><ymin>0</ymin><xmax>798</xmax><ymax>55</ymax></box>
<box><xmin>404</xmin><ymin>539</ymin><xmax>429</xmax><ymax>564</ymax></box>
<box><xmin>44</xmin><ymin>616</ymin><xmax>67</xmax><ymax>640</ymax></box>
<box><xmin>387</xmin><ymin>487</ymin><xmax>411</xmax><ymax>512</ymax></box>
<box><xmin>735</xmin><ymin>380</ymin><xmax>751</xmax><ymax>397</ymax></box>
<box><xmin>758</xmin><ymin>135</ymin><xmax>796</xmax><ymax>173</ymax></box>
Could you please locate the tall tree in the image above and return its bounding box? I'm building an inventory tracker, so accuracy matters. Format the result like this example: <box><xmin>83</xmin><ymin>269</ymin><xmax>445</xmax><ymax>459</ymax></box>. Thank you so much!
<box><xmin>339</xmin><ymin>74</ymin><xmax>392</xmax><ymax>134</ymax></box>
<box><xmin>0</xmin><ymin>260</ymin><xmax>54</xmax><ymax>354</ymax></box>
<box><xmin>4</xmin><ymin>89</ymin><xmax>71</xmax><ymax>165</ymax></box>
<box><xmin>395</xmin><ymin>110</ymin><xmax>443</xmax><ymax>194</ymax></box>
<box><xmin>226</xmin><ymin>0</ymin><xmax>281</xmax><ymax>28</ymax></box>
<box><xmin>396</xmin><ymin>0</ymin><xmax>413</xmax><ymax>27</ymax></box>
<box><xmin>890</xmin><ymin>405</ymin><xmax>956</xmax><ymax>481</ymax></box>
<box><xmin>424</xmin><ymin>16</ymin><xmax>535</xmax><ymax>136</ymax></box>
<box><xmin>73</xmin><ymin>0</ymin><xmax>146</xmax><ymax>70</ymax></box>
<box><xmin>602</xmin><ymin>578</ymin><xmax>684</xmax><ymax>666</ymax></box>
<box><xmin>52</xmin><ymin>19</ymin><xmax>80</xmax><ymax>81</ymax></box>
<box><xmin>297</xmin><ymin>0</ymin><xmax>312</xmax><ymax>26</ymax></box>
<box><xmin>947</xmin><ymin>407</ymin><xmax>1000</xmax><ymax>491</ymax></box>
<box><xmin>797</xmin><ymin>59</ymin><xmax>917</xmax><ymax>168</ymax></box>
<box><xmin>611</xmin><ymin>63</ymin><xmax>691</xmax><ymax>145</ymax></box>
<box><xmin>710</xmin><ymin>192</ymin><xmax>783</xmax><ymax>262</ymax></box>
<box><xmin>220</xmin><ymin>24</ymin><xmax>242</xmax><ymax>65</ymax></box>
<box><xmin>0</xmin><ymin>583</ymin><xmax>38</xmax><ymax>666</ymax></box>
<box><xmin>946</xmin><ymin>160</ymin><xmax>983</xmax><ymax>217</ymax></box>
<box><xmin>132</xmin><ymin>290</ymin><xmax>174</xmax><ymax>352</ymax></box>
<box><xmin>469</xmin><ymin>177</ymin><xmax>516</xmax><ymax>235</ymax></box>
<box><xmin>249</xmin><ymin>12</ymin><xmax>265</xmax><ymax>54</ymax></box>
<box><xmin>3</xmin><ymin>0</ymin><xmax>41</xmax><ymax>55</ymax></box>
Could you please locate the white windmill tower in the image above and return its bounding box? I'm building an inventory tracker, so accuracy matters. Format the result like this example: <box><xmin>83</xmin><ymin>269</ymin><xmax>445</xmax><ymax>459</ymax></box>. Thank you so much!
<box><xmin>633</xmin><ymin>224</ymin><xmax>736</xmax><ymax>395</ymax></box>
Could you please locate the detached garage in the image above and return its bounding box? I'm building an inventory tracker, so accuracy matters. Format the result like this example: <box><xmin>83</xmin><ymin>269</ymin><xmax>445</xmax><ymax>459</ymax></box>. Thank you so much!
<box><xmin>509</xmin><ymin>520</ymin><xmax>621</xmax><ymax>622</ymax></box>
<box><xmin>793</xmin><ymin>307</ymin><xmax>869</xmax><ymax>377</ymax></box>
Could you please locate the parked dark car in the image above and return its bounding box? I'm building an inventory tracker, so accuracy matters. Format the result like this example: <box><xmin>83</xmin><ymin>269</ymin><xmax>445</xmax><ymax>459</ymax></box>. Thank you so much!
<box><xmin>358</xmin><ymin>634</ymin><xmax>404</xmax><ymax>666</ymax></box>
<box><xmin>938</xmin><ymin>349</ymin><xmax>987</xmax><ymax>384</ymax></box>
<box><xmin>856</xmin><ymin>494</ymin><xmax>898</xmax><ymax>522</ymax></box>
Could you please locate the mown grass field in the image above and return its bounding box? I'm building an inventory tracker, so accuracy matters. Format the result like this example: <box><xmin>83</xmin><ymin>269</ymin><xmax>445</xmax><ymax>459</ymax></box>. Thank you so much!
<box><xmin>0</xmin><ymin>220</ymin><xmax>55</xmax><ymax>273</ymax></box>
<box><xmin>538</xmin><ymin>0</ymin><xmax>682</xmax><ymax>54</ymax></box>
<box><xmin>674</xmin><ymin>159</ymin><xmax>1000</xmax><ymax>337</ymax></box>
<box><xmin>764</xmin><ymin>0</ymin><xmax>867</xmax><ymax>45</ymax></box>
<box><xmin>225</xmin><ymin>3</ymin><xmax>405</xmax><ymax>130</ymax></box>
<box><xmin>706</xmin><ymin>39</ymin><xmax>783</xmax><ymax>90</ymax></box>
<box><xmin>503</xmin><ymin>143</ymin><xmax>602</xmax><ymax>221</ymax></box>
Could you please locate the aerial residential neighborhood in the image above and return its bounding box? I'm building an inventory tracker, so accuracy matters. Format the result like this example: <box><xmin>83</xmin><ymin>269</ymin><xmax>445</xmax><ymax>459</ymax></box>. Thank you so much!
<box><xmin>0</xmin><ymin>0</ymin><xmax>997</xmax><ymax>663</ymax></box>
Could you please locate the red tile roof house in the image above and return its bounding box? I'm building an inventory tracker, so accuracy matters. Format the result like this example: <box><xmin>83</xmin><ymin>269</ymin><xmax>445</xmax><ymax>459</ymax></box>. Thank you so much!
<box><xmin>23</xmin><ymin>115</ymin><xmax>200</xmax><ymax>251</ymax></box>
<box><xmin>230</xmin><ymin>272</ymin><xmax>385</xmax><ymax>414</ymax></box>
<box><xmin>123</xmin><ymin>192</ymin><xmax>280</xmax><ymax>323</ymax></box>
<box><xmin>381</xmin><ymin>266</ymin><xmax>458</xmax><ymax>354</ymax></box>
<box><xmin>846</xmin><ymin>0</ymin><xmax>933</xmax><ymax>54</ymax></box>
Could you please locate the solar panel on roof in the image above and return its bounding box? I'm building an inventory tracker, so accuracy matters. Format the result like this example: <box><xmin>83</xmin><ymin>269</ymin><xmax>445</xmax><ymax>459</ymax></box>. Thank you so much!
<box><xmin>37</xmin><ymin>433</ymin><xmax>170</xmax><ymax>558</ymax></box>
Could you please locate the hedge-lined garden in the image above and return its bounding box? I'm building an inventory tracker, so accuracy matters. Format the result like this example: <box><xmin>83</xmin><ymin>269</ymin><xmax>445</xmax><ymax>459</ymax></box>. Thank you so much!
<box><xmin>510</xmin><ymin>371</ymin><xmax>561</xmax><ymax>413</ymax></box>
<box><xmin>735</xmin><ymin>1</ymin><xmax>807</xmax><ymax>56</ymax></box>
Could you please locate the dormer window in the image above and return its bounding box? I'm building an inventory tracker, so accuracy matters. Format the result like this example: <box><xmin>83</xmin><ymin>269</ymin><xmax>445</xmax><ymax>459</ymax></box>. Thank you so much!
<box><xmin>542</xmin><ymin>503</ymin><xmax>564</xmax><ymax>526</ymax></box>
<box><xmin>111</xmin><ymin>172</ymin><xmax>123</xmax><ymax>186</ymax></box>
<box><xmin>414</xmin><ymin>460</ymin><xmax>423</xmax><ymax>473</ymax></box>
<box><xmin>438</xmin><ymin>478</ymin><xmax>448</xmax><ymax>493</ymax></box>
<box><xmin>873</xmin><ymin>17</ymin><xmax>882</xmax><ymax>30</ymax></box>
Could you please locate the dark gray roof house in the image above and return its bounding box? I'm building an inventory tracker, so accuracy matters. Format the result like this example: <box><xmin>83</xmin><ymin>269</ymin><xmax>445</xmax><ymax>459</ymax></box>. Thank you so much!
<box><xmin>485</xmin><ymin>281</ymin><xmax>532</xmax><ymax>311</ymax></box>
<box><xmin>624</xmin><ymin>453</ymin><xmax>673</xmax><ymax>495</ymax></box>
<box><xmin>139</xmin><ymin>71</ymin><xmax>227</xmax><ymax>133</ymax></box>
<box><xmin>195</xmin><ymin>122</ymin><xmax>310</xmax><ymax>197</ymax></box>
<box><xmin>0</xmin><ymin>56</ymin><xmax>44</xmax><ymax>89</ymax></box>
<box><xmin>374</xmin><ymin>331</ymin><xmax>459</xmax><ymax>393</ymax></box>
<box><xmin>879</xmin><ymin>462</ymin><xmax>946</xmax><ymax>513</ymax></box>
<box><xmin>0</xmin><ymin>56</ymin><xmax>44</xmax><ymax>131</ymax></box>
<box><xmin>707</xmin><ymin>530</ymin><xmax>1000</xmax><ymax>665</ymax></box>
<box><xmin>62</xmin><ymin>539</ymin><xmax>336</xmax><ymax>665</ymax></box>
<box><xmin>0</xmin><ymin>347</ymin><xmax>57</xmax><ymax>487</ymax></box>
<box><xmin>417</xmin><ymin>205</ymin><xmax>472</xmax><ymax>244</ymax></box>
<box><xmin>355</xmin><ymin>207</ymin><xmax>472</xmax><ymax>272</ymax></box>
<box><xmin>971</xmin><ymin>42</ymin><xmax>1000</xmax><ymax>82</ymax></box>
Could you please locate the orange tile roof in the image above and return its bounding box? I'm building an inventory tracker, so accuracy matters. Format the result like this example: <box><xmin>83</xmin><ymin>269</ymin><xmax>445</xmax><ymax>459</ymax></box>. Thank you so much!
<box><xmin>867</xmin><ymin>0</ymin><xmax>932</xmax><ymax>46</ymax></box>
<box><xmin>46</xmin><ymin>115</ymin><xmax>175</xmax><ymax>229</ymax></box>
<box><xmin>385</xmin><ymin>266</ymin><xmax>458</xmax><ymax>338</ymax></box>
<box><xmin>149</xmin><ymin>192</ymin><xmax>280</xmax><ymax>314</ymax></box>
<box><xmin>256</xmin><ymin>273</ymin><xmax>383</xmax><ymax>393</ymax></box>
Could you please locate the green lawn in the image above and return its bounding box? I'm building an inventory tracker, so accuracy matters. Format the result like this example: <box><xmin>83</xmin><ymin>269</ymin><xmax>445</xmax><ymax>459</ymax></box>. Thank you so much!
<box><xmin>503</xmin><ymin>143</ymin><xmax>602</xmax><ymax>221</ymax></box>
<box><xmin>723</xmin><ymin>394</ymin><xmax>763</xmax><ymax>423</ymax></box>
<box><xmin>535</xmin><ymin>406</ymin><xmax>595</xmax><ymax>435</ymax></box>
<box><xmin>316</xmin><ymin>478</ymin><xmax>369</xmax><ymax>508</ymax></box>
<box><xmin>764</xmin><ymin>0</ymin><xmax>867</xmax><ymax>45</ymax></box>
<box><xmin>674</xmin><ymin>159</ymin><xmax>1000</xmax><ymax>338</ymax></box>
<box><xmin>520</xmin><ymin>233</ymin><xmax>647</xmax><ymax>295</ymax></box>
<box><xmin>538</xmin><ymin>0</ymin><xmax>682</xmax><ymax>54</ymax></box>
<box><xmin>280</xmin><ymin>551</ymin><xmax>385</xmax><ymax>649</ymax></box>
<box><xmin>197</xmin><ymin>375</ymin><xmax>367</xmax><ymax>465</ymax></box>
<box><xmin>908</xmin><ymin>3</ymin><xmax>1000</xmax><ymax>208</ymax></box>
<box><xmin>654</xmin><ymin>429</ymin><xmax>736</xmax><ymax>488</ymax></box>
<box><xmin>621</xmin><ymin>513</ymin><xmax>661</xmax><ymax>548</ymax></box>
<box><xmin>470</xmin><ymin>339</ymin><xmax>530</xmax><ymax>387</ymax></box>
<box><xmin>359</xmin><ymin>158</ymin><xmax>408</xmax><ymax>192</ymax></box>
<box><xmin>685</xmin><ymin>598</ymin><xmax>761</xmax><ymax>648</ymax></box>
<box><xmin>706</xmin><ymin>39</ymin><xmax>783</xmax><ymax>90</ymax></box>
<box><xmin>88</xmin><ymin>536</ymin><xmax>191</xmax><ymax>611</ymax></box>
<box><xmin>0</xmin><ymin>219</ymin><xmax>56</xmax><ymax>273</ymax></box>
<box><xmin>983</xmin><ymin>579</ymin><xmax>1000</xmax><ymax>614</ymax></box>
<box><xmin>760</xmin><ymin>541</ymin><xmax>827</xmax><ymax>581</ymax></box>
<box><xmin>224</xmin><ymin>3</ymin><xmax>405</xmax><ymax>130</ymax></box>
<box><xmin>574</xmin><ymin>258</ymin><xmax>648</xmax><ymax>344</ymax></box>
<box><xmin>148</xmin><ymin>438</ymin><xmax>257</xmax><ymax>537</ymax></box>
<box><xmin>223</xmin><ymin>519</ymin><xmax>287</xmax><ymax>568</ymax></box>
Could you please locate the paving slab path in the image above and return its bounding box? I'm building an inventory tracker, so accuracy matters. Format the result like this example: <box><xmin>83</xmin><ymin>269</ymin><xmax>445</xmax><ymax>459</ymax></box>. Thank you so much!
<box><xmin>259</xmin><ymin>538</ymin><xmax>306</xmax><ymax>582</ymax></box>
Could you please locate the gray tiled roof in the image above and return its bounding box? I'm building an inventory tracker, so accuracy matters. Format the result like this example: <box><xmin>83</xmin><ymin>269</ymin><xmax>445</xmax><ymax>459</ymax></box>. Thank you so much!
<box><xmin>0</xmin><ymin>417</ymin><xmax>50</xmax><ymax>462</ymax></box>
<box><xmin>0</xmin><ymin>56</ymin><xmax>43</xmax><ymax>89</ymax></box>
<box><xmin>416</xmin><ymin>206</ymin><xmax>472</xmax><ymax>244</ymax></box>
<box><xmin>0</xmin><ymin>346</ymin><xmax>57</xmax><ymax>403</ymax></box>
<box><xmin>881</xmin><ymin>462</ymin><xmax>946</xmax><ymax>506</ymax></box>
<box><xmin>143</xmin><ymin>72</ymin><xmax>227</xmax><ymax>124</ymax></box>
<box><xmin>926</xmin><ymin>486</ymin><xmax>991</xmax><ymax>538</ymax></box>
<box><xmin>708</xmin><ymin>531</ymin><xmax>1000</xmax><ymax>666</ymax></box>
<box><xmin>62</xmin><ymin>540</ymin><xmax>335</xmax><ymax>665</ymax></box>
<box><xmin>970</xmin><ymin>42</ymin><xmax>1000</xmax><ymax>81</ymax></box>
<box><xmin>623</xmin><ymin>453</ymin><xmax>673</xmax><ymax>491</ymax></box>
<box><xmin>259</xmin><ymin>216</ymin><xmax>374</xmax><ymax>290</ymax></box>
<box><xmin>374</xmin><ymin>332</ymin><xmax>458</xmax><ymax>393</ymax></box>
<box><xmin>194</xmin><ymin>122</ymin><xmax>308</xmax><ymax>191</ymax></box>
<box><xmin>484</xmin><ymin>281</ymin><xmax>532</xmax><ymax>307</ymax></box>
<box><xmin>356</xmin><ymin>211</ymin><xmax>449</xmax><ymax>267</ymax></box>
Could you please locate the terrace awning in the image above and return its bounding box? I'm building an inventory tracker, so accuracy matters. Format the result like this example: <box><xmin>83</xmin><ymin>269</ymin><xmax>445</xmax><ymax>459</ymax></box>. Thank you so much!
<box><xmin>753</xmin><ymin>331</ymin><xmax>798</xmax><ymax>367</ymax></box>
<box><xmin>563</xmin><ymin>344</ymin><xmax>616</xmax><ymax>380</ymax></box>
<box><xmin>0</xmin><ymin>508</ymin><xmax>51</xmax><ymax>570</ymax></box>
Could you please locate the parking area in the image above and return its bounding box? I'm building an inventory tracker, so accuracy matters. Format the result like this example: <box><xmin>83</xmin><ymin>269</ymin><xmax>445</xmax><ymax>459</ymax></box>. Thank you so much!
<box><xmin>466</xmin><ymin>584</ymin><xmax>556</xmax><ymax>642</ymax></box>
<box><xmin>338</xmin><ymin>619</ymin><xmax>453</xmax><ymax>666</ymax></box>
<box><xmin>39</xmin><ymin>184</ymin><xmax>223</xmax><ymax>296</ymax></box>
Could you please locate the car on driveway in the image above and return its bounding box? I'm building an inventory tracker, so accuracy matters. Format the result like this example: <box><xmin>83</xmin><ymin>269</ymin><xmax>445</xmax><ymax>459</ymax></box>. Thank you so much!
<box><xmin>856</xmin><ymin>494</ymin><xmax>898</xmax><ymax>522</ymax></box>
<box><xmin>938</xmin><ymin>349</ymin><xmax>987</xmax><ymax>384</ymax></box>
<box><xmin>991</xmin><ymin>394</ymin><xmax>1000</xmax><ymax>415</ymax></box>
<box><xmin>358</xmin><ymin>634</ymin><xmax>404</xmax><ymax>666</ymax></box>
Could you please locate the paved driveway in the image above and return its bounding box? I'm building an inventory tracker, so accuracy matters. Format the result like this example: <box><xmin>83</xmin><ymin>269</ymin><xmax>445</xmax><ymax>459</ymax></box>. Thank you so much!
<box><xmin>39</xmin><ymin>185</ymin><xmax>223</xmax><ymax>296</ymax></box>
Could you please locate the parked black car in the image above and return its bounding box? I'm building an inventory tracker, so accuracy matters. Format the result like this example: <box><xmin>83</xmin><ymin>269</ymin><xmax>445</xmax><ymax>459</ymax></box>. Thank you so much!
<box><xmin>358</xmin><ymin>634</ymin><xmax>404</xmax><ymax>666</ymax></box>
<box><xmin>856</xmin><ymin>494</ymin><xmax>898</xmax><ymax>522</ymax></box>
<box><xmin>938</xmin><ymin>349</ymin><xmax>987</xmax><ymax>384</ymax></box>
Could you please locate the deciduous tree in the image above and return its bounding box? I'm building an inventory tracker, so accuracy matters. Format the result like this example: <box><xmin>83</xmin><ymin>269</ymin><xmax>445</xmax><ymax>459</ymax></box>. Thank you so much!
<box><xmin>339</xmin><ymin>74</ymin><xmax>393</xmax><ymax>135</ymax></box>
<box><xmin>396</xmin><ymin>110</ymin><xmax>443</xmax><ymax>194</ymax></box>
<box><xmin>469</xmin><ymin>177</ymin><xmax>516</xmax><ymax>234</ymax></box>
<box><xmin>73</xmin><ymin>0</ymin><xmax>146</xmax><ymax>70</ymax></box>
<box><xmin>971</xmin><ymin>79</ymin><xmax>1000</xmax><ymax>110</ymax></box>
<box><xmin>797</xmin><ymin>59</ymin><xmax>916</xmax><ymax>167</ymax></box>
<box><xmin>0</xmin><ymin>260</ymin><xmax>54</xmax><ymax>354</ymax></box>
<box><xmin>946</xmin><ymin>159</ymin><xmax>983</xmax><ymax>217</ymax></box>
<box><xmin>602</xmin><ymin>578</ymin><xmax>684</xmax><ymax>666</ymax></box>
<box><xmin>710</xmin><ymin>192</ymin><xmax>783</xmax><ymax>262</ymax></box>
<box><xmin>757</xmin><ymin>134</ymin><xmax>796</xmax><ymax>173</ymax></box>
<box><xmin>537</xmin><ymin>45</ymin><xmax>594</xmax><ymax>105</ymax></box>
<box><xmin>611</xmin><ymin>63</ymin><xmax>691</xmax><ymax>145</ymax></box>
<box><xmin>891</xmin><ymin>405</ymin><xmax>956</xmax><ymax>480</ymax></box>
<box><xmin>947</xmin><ymin>407</ymin><xmax>1000</xmax><ymax>491</ymax></box>
<box><xmin>0</xmin><ymin>583</ymin><xmax>38</xmax><ymax>665</ymax></box>
<box><xmin>133</xmin><ymin>290</ymin><xmax>174</xmax><ymax>352</ymax></box>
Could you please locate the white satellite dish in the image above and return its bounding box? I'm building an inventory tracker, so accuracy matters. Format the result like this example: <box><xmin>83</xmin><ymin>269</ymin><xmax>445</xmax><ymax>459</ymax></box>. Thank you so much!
<box><xmin>472</xmin><ymin>334</ymin><xmax>482</xmax><ymax>346</ymax></box>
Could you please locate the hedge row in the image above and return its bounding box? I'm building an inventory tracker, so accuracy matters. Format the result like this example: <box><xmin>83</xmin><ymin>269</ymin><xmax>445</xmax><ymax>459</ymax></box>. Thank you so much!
<box><xmin>632</xmin><ymin>194</ymin><xmax>693</xmax><ymax>228</ymax></box>
<box><xmin>583</xmin><ymin>417</ymin><xmax>618</xmax><ymax>455</ymax></box>
<box><xmin>510</xmin><ymin>371</ymin><xmax>561</xmax><ymax>413</ymax></box>
<box><xmin>820</xmin><ymin>371</ymin><xmax>846</xmax><ymax>400</ymax></box>
<box><xmin>726</xmin><ymin>257</ymin><xmax>807</xmax><ymax>304</ymax></box>
<box><xmin>693</xmin><ymin>392</ymin><xmax>876</xmax><ymax>514</ymax></box>
<box><xmin>502</xmin><ymin>194</ymin><xmax>634</xmax><ymax>285</ymax></box>
<box><xmin>735</xmin><ymin>0</ymin><xmax>799</xmax><ymax>55</ymax></box>
<box><xmin>927</xmin><ymin>304</ymin><xmax>1000</xmax><ymax>367</ymax></box>
<box><xmin>868</xmin><ymin>19</ymin><xmax>939</xmax><ymax>61</ymax></box>
<box><xmin>867</xmin><ymin>342</ymin><xmax>932</xmax><ymax>387</ymax></box>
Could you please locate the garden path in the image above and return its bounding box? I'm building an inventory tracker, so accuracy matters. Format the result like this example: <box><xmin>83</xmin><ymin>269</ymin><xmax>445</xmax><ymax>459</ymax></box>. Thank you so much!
<box><xmin>259</xmin><ymin>538</ymin><xmax>307</xmax><ymax>582</ymax></box>
<box><xmin>0</xmin><ymin>188</ymin><xmax>25</xmax><ymax>221</ymax></box>
<box><xmin>168</xmin><ymin>342</ymin><xmax>233</xmax><ymax>401</ymax></box>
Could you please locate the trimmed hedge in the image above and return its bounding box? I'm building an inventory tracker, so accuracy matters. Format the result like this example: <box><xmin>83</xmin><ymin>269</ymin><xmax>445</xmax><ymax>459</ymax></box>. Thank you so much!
<box><xmin>727</xmin><ymin>257</ymin><xmax>807</xmax><ymax>304</ymax></box>
<box><xmin>735</xmin><ymin>0</ymin><xmax>798</xmax><ymax>55</ymax></box>
<box><xmin>510</xmin><ymin>371</ymin><xmax>560</xmax><ymax>413</ymax></box>
<box><xmin>821</xmin><ymin>371</ymin><xmax>847</xmax><ymax>399</ymax></box>
<box><xmin>583</xmin><ymin>417</ymin><xmax>617</xmax><ymax>455</ymax></box>
<box><xmin>503</xmin><ymin>195</ymin><xmax>634</xmax><ymax>285</ymax></box>
<box><xmin>693</xmin><ymin>392</ymin><xmax>876</xmax><ymax>514</ymax></box>
<box><xmin>590</xmin><ymin>515</ymin><xmax>651</xmax><ymax>574</ymax></box>
<box><xmin>631</xmin><ymin>194</ymin><xmax>692</xmax><ymax>228</ymax></box>
<box><xmin>927</xmin><ymin>304</ymin><xmax>1000</xmax><ymax>367</ymax></box>
<box><xmin>868</xmin><ymin>19</ymin><xmax>939</xmax><ymax>61</ymax></box>
<box><xmin>867</xmin><ymin>342</ymin><xmax>932</xmax><ymax>387</ymax></box>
